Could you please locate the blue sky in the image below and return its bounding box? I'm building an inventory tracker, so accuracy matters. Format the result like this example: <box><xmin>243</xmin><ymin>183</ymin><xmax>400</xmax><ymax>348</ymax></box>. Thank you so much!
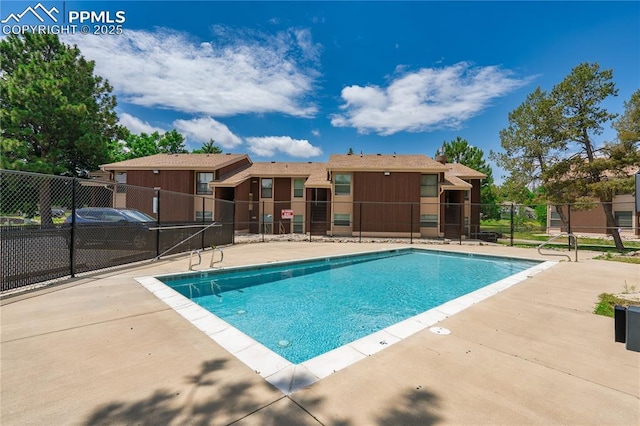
<box><xmin>2</xmin><ymin>1</ymin><xmax>639</xmax><ymax>181</ymax></box>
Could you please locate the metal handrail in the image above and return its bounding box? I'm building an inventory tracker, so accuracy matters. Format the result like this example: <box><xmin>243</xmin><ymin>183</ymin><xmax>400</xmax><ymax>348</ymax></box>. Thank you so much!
<box><xmin>187</xmin><ymin>246</ymin><xmax>224</xmax><ymax>271</ymax></box>
<box><xmin>188</xmin><ymin>250</ymin><xmax>202</xmax><ymax>270</ymax></box>
<box><xmin>209</xmin><ymin>246</ymin><xmax>224</xmax><ymax>268</ymax></box>
<box><xmin>153</xmin><ymin>222</ymin><xmax>222</xmax><ymax>260</ymax></box>
<box><xmin>537</xmin><ymin>233</ymin><xmax>578</xmax><ymax>262</ymax></box>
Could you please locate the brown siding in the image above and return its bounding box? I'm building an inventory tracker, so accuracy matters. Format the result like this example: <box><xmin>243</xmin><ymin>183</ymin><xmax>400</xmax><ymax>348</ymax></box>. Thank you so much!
<box><xmin>248</xmin><ymin>178</ymin><xmax>260</xmax><ymax>233</ymax></box>
<box><xmin>123</xmin><ymin>170</ymin><xmax>193</xmax><ymax>221</ymax></box>
<box><xmin>233</xmin><ymin>180</ymin><xmax>250</xmax><ymax>230</ymax></box>
<box><xmin>159</xmin><ymin>191</ymin><xmax>195</xmax><ymax>222</ymax></box>
<box><xmin>218</xmin><ymin>157</ymin><xmax>251</xmax><ymax>178</ymax></box>
<box><xmin>439</xmin><ymin>192</ymin><xmax>446</xmax><ymax>234</ymax></box>
<box><xmin>213</xmin><ymin>187</ymin><xmax>235</xmax><ymax>223</ymax></box>
<box><xmin>442</xmin><ymin>191</ymin><xmax>464</xmax><ymax>238</ymax></box>
<box><xmin>127</xmin><ymin>170</ymin><xmax>194</xmax><ymax>193</ymax></box>
<box><xmin>274</xmin><ymin>177</ymin><xmax>292</xmax><ymax>233</ymax></box>
<box><xmin>560</xmin><ymin>204</ymin><xmax>608</xmax><ymax>234</ymax></box>
<box><xmin>469</xmin><ymin>179</ymin><xmax>482</xmax><ymax>234</ymax></box>
<box><xmin>352</xmin><ymin>172</ymin><xmax>420</xmax><ymax>233</ymax></box>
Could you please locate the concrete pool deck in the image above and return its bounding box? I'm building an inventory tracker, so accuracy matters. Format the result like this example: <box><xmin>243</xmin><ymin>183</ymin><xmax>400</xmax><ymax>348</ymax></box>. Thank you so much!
<box><xmin>1</xmin><ymin>242</ymin><xmax>639</xmax><ymax>425</ymax></box>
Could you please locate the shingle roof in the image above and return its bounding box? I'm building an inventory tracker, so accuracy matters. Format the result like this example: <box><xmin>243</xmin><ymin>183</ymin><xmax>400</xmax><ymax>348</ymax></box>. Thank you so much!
<box><xmin>100</xmin><ymin>153</ymin><xmax>250</xmax><ymax>170</ymax></box>
<box><xmin>327</xmin><ymin>154</ymin><xmax>448</xmax><ymax>172</ymax></box>
<box><xmin>214</xmin><ymin>162</ymin><xmax>330</xmax><ymax>188</ymax></box>
<box><xmin>446</xmin><ymin>163</ymin><xmax>487</xmax><ymax>179</ymax></box>
<box><xmin>441</xmin><ymin>175</ymin><xmax>473</xmax><ymax>190</ymax></box>
<box><xmin>100</xmin><ymin>153</ymin><xmax>487</xmax><ymax>191</ymax></box>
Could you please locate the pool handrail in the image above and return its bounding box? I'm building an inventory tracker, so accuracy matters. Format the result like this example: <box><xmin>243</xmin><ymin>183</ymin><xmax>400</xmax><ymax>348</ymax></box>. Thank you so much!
<box><xmin>153</xmin><ymin>222</ymin><xmax>222</xmax><ymax>260</ymax></box>
<box><xmin>537</xmin><ymin>233</ymin><xmax>578</xmax><ymax>262</ymax></box>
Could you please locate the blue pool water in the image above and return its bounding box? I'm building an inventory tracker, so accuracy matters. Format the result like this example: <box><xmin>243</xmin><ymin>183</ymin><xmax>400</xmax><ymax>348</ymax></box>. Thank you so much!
<box><xmin>159</xmin><ymin>249</ymin><xmax>540</xmax><ymax>364</ymax></box>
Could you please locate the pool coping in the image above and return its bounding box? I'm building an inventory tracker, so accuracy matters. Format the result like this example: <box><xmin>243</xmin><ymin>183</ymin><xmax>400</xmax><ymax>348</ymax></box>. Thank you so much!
<box><xmin>134</xmin><ymin>247</ymin><xmax>557</xmax><ymax>394</ymax></box>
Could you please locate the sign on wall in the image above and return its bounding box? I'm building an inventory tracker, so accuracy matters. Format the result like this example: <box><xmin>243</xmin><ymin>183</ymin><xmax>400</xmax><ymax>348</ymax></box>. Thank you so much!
<box><xmin>281</xmin><ymin>209</ymin><xmax>294</xmax><ymax>219</ymax></box>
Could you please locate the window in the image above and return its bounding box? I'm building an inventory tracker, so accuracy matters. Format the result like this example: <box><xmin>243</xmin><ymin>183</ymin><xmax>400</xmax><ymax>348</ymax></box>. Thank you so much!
<box><xmin>293</xmin><ymin>179</ymin><xmax>305</xmax><ymax>198</ymax></box>
<box><xmin>420</xmin><ymin>214</ymin><xmax>438</xmax><ymax>228</ymax></box>
<box><xmin>261</xmin><ymin>178</ymin><xmax>273</xmax><ymax>198</ymax></box>
<box><xmin>334</xmin><ymin>174</ymin><xmax>351</xmax><ymax>196</ymax></box>
<box><xmin>196</xmin><ymin>211</ymin><xmax>213</xmax><ymax>221</ymax></box>
<box><xmin>334</xmin><ymin>213</ymin><xmax>350</xmax><ymax>227</ymax></box>
<box><xmin>615</xmin><ymin>211</ymin><xmax>632</xmax><ymax>228</ymax></box>
<box><xmin>115</xmin><ymin>172</ymin><xmax>127</xmax><ymax>193</ymax></box>
<box><xmin>464</xmin><ymin>190</ymin><xmax>469</xmax><ymax>200</ymax></box>
<box><xmin>420</xmin><ymin>175</ymin><xmax>438</xmax><ymax>197</ymax></box>
<box><xmin>196</xmin><ymin>172</ymin><xmax>214</xmax><ymax>195</ymax></box>
<box><xmin>550</xmin><ymin>209</ymin><xmax>562</xmax><ymax>228</ymax></box>
<box><xmin>293</xmin><ymin>214</ymin><xmax>304</xmax><ymax>233</ymax></box>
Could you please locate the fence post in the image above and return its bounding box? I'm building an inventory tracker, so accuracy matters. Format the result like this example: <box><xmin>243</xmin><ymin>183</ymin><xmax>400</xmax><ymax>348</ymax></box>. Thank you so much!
<box><xmin>359</xmin><ymin>202</ymin><xmax>362</xmax><ymax>243</ymax></box>
<box><xmin>156</xmin><ymin>189</ymin><xmax>161</xmax><ymax>257</ymax></box>
<box><xmin>567</xmin><ymin>203</ymin><xmax>572</xmax><ymax>250</ymax></box>
<box><xmin>410</xmin><ymin>203</ymin><xmax>414</xmax><ymax>244</ymax></box>
<box><xmin>510</xmin><ymin>203</ymin><xmax>515</xmax><ymax>247</ymax></box>
<box><xmin>232</xmin><ymin>200</ymin><xmax>236</xmax><ymax>245</ymax></box>
<box><xmin>201</xmin><ymin>196</ymin><xmax>206</xmax><ymax>249</ymax></box>
<box><xmin>261</xmin><ymin>200</ymin><xmax>265</xmax><ymax>243</ymax></box>
<box><xmin>70</xmin><ymin>178</ymin><xmax>77</xmax><ymax>278</ymax></box>
<box><xmin>459</xmin><ymin>203</ymin><xmax>463</xmax><ymax>245</ymax></box>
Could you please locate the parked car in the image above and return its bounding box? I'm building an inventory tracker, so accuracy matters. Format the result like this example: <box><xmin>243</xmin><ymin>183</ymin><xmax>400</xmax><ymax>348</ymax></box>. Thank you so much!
<box><xmin>65</xmin><ymin>207</ymin><xmax>156</xmax><ymax>250</ymax></box>
<box><xmin>51</xmin><ymin>208</ymin><xmax>66</xmax><ymax>218</ymax></box>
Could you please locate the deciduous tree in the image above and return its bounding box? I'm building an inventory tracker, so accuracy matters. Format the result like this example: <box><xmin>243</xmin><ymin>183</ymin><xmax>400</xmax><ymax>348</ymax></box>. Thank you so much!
<box><xmin>109</xmin><ymin>129</ymin><xmax>188</xmax><ymax>160</ymax></box>
<box><xmin>495</xmin><ymin>62</ymin><xmax>638</xmax><ymax>250</ymax></box>
<box><xmin>192</xmin><ymin>139</ymin><xmax>223</xmax><ymax>154</ymax></box>
<box><xmin>0</xmin><ymin>33</ymin><xmax>125</xmax><ymax>224</ymax></box>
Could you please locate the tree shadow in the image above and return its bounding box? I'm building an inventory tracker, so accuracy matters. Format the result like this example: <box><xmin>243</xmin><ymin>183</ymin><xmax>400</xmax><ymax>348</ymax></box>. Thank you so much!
<box><xmin>82</xmin><ymin>358</ymin><xmax>343</xmax><ymax>425</ymax></box>
<box><xmin>82</xmin><ymin>358</ymin><xmax>275</xmax><ymax>425</ymax></box>
<box><xmin>375</xmin><ymin>386</ymin><xmax>442</xmax><ymax>426</ymax></box>
<box><xmin>82</xmin><ymin>358</ymin><xmax>435</xmax><ymax>425</ymax></box>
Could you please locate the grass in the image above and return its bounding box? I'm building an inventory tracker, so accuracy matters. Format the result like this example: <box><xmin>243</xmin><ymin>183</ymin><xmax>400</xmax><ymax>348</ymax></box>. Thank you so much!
<box><xmin>594</xmin><ymin>293</ymin><xmax>640</xmax><ymax>317</ymax></box>
<box><xmin>594</xmin><ymin>252</ymin><xmax>640</xmax><ymax>264</ymax></box>
<box><xmin>0</xmin><ymin>215</ymin><xmax>66</xmax><ymax>225</ymax></box>
<box><xmin>482</xmin><ymin>223</ymin><xmax>640</xmax><ymax>253</ymax></box>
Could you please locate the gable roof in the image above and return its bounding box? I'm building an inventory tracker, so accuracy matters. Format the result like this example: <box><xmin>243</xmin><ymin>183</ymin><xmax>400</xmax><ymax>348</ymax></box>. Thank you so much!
<box><xmin>441</xmin><ymin>175</ymin><xmax>473</xmax><ymax>190</ymax></box>
<box><xmin>101</xmin><ymin>153</ymin><xmax>250</xmax><ymax>171</ymax></box>
<box><xmin>327</xmin><ymin>154</ymin><xmax>448</xmax><ymax>172</ymax></box>
<box><xmin>445</xmin><ymin>163</ymin><xmax>487</xmax><ymax>179</ymax></box>
<box><xmin>99</xmin><ymin>153</ymin><xmax>487</xmax><ymax>191</ymax></box>
<box><xmin>214</xmin><ymin>162</ymin><xmax>330</xmax><ymax>188</ymax></box>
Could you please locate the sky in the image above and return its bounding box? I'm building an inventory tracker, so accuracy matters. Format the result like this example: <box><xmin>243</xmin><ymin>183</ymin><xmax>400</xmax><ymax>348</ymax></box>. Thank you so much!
<box><xmin>2</xmin><ymin>1</ymin><xmax>639</xmax><ymax>182</ymax></box>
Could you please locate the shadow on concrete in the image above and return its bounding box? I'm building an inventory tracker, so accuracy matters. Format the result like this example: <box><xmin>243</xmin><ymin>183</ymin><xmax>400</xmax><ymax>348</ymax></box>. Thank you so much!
<box><xmin>375</xmin><ymin>386</ymin><xmax>441</xmax><ymax>425</ymax></box>
<box><xmin>288</xmin><ymin>384</ymin><xmax>441</xmax><ymax>426</ymax></box>
<box><xmin>82</xmin><ymin>358</ymin><xmax>278</xmax><ymax>425</ymax></box>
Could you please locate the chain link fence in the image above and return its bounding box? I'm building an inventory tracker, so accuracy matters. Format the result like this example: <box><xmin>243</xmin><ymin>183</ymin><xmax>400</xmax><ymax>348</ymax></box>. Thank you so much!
<box><xmin>1</xmin><ymin>170</ymin><xmax>233</xmax><ymax>291</ymax></box>
<box><xmin>3</xmin><ymin>169</ymin><xmax>637</xmax><ymax>291</ymax></box>
<box><xmin>233</xmin><ymin>199</ymin><xmax>638</xmax><ymax>245</ymax></box>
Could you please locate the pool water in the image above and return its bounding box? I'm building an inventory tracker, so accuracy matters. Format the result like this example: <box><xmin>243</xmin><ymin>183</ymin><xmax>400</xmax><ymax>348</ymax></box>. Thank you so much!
<box><xmin>160</xmin><ymin>249</ymin><xmax>540</xmax><ymax>363</ymax></box>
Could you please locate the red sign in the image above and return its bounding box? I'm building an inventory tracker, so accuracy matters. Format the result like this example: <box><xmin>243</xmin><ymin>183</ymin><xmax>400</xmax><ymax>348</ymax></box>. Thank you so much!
<box><xmin>281</xmin><ymin>209</ymin><xmax>294</xmax><ymax>219</ymax></box>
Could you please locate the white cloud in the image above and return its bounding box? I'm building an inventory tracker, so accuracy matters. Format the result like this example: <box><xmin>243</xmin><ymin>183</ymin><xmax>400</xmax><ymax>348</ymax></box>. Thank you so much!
<box><xmin>64</xmin><ymin>28</ymin><xmax>319</xmax><ymax>117</ymax></box>
<box><xmin>173</xmin><ymin>117</ymin><xmax>242</xmax><ymax>149</ymax></box>
<box><xmin>245</xmin><ymin>136</ymin><xmax>322</xmax><ymax>158</ymax></box>
<box><xmin>330</xmin><ymin>62</ymin><xmax>532</xmax><ymax>135</ymax></box>
<box><xmin>119</xmin><ymin>112</ymin><xmax>166</xmax><ymax>135</ymax></box>
<box><xmin>293</xmin><ymin>28</ymin><xmax>322</xmax><ymax>62</ymax></box>
<box><xmin>311</xmin><ymin>129</ymin><xmax>320</xmax><ymax>137</ymax></box>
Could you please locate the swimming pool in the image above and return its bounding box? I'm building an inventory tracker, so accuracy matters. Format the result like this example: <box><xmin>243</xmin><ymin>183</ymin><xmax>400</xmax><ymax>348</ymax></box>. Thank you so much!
<box><xmin>136</xmin><ymin>247</ymin><xmax>554</xmax><ymax>394</ymax></box>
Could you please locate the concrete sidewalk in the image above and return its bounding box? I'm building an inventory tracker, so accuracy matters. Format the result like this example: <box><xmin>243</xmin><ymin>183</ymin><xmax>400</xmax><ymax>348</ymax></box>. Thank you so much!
<box><xmin>1</xmin><ymin>242</ymin><xmax>638</xmax><ymax>425</ymax></box>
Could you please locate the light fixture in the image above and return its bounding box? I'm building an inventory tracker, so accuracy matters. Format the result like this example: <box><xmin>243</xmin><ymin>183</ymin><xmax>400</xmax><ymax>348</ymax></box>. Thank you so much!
<box><xmin>153</xmin><ymin>169</ymin><xmax>159</xmax><ymax>174</ymax></box>
<box><xmin>384</xmin><ymin>171</ymin><xmax>390</xmax><ymax>176</ymax></box>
